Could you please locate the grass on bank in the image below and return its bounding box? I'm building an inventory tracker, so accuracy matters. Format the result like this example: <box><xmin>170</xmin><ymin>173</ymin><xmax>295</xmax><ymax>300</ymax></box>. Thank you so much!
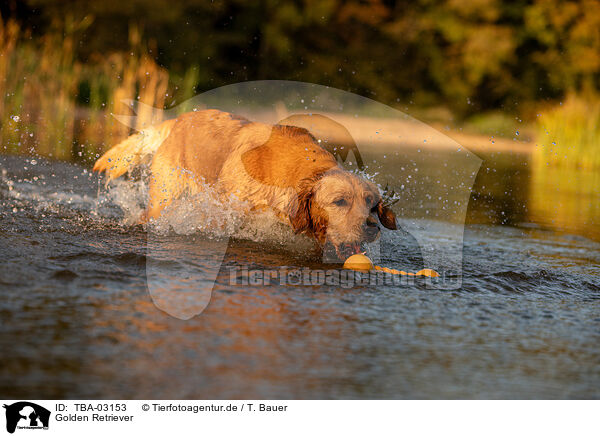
<box><xmin>534</xmin><ymin>94</ymin><xmax>600</xmax><ymax>170</ymax></box>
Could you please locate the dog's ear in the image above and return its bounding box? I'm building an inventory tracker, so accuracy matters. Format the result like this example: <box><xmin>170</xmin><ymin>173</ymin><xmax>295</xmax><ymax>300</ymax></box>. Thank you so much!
<box><xmin>288</xmin><ymin>173</ymin><xmax>331</xmax><ymax>241</ymax></box>
<box><xmin>377</xmin><ymin>201</ymin><xmax>397</xmax><ymax>230</ymax></box>
<box><xmin>288</xmin><ymin>177</ymin><xmax>315</xmax><ymax>233</ymax></box>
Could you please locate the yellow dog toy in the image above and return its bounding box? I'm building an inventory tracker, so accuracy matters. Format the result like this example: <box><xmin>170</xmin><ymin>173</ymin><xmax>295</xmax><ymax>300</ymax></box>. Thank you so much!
<box><xmin>343</xmin><ymin>253</ymin><xmax>439</xmax><ymax>277</ymax></box>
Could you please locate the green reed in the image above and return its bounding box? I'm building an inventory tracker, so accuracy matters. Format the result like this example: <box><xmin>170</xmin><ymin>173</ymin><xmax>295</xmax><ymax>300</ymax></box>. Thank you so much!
<box><xmin>0</xmin><ymin>15</ymin><xmax>195</xmax><ymax>164</ymax></box>
<box><xmin>534</xmin><ymin>95</ymin><xmax>600</xmax><ymax>170</ymax></box>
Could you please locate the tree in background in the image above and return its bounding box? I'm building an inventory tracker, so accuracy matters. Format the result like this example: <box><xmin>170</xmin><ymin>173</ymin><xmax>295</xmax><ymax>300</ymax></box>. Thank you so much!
<box><xmin>2</xmin><ymin>0</ymin><xmax>599</xmax><ymax>118</ymax></box>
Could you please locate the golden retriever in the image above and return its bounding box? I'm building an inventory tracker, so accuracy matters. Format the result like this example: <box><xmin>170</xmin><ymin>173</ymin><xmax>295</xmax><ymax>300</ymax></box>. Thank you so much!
<box><xmin>93</xmin><ymin>109</ymin><xmax>397</xmax><ymax>258</ymax></box>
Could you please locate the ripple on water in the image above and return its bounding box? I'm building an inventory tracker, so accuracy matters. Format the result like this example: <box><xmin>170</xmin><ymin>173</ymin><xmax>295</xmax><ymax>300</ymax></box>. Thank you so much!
<box><xmin>0</xmin><ymin>154</ymin><xmax>598</xmax><ymax>399</ymax></box>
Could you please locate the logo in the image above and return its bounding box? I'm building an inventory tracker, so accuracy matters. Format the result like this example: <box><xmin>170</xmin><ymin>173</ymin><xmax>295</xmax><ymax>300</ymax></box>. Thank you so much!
<box><xmin>3</xmin><ymin>402</ymin><xmax>50</xmax><ymax>434</ymax></box>
<box><xmin>108</xmin><ymin>81</ymin><xmax>480</xmax><ymax>319</ymax></box>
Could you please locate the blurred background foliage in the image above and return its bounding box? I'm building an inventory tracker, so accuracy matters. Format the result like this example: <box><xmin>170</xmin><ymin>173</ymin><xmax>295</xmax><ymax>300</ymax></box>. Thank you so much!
<box><xmin>0</xmin><ymin>0</ymin><xmax>599</xmax><ymax>167</ymax></box>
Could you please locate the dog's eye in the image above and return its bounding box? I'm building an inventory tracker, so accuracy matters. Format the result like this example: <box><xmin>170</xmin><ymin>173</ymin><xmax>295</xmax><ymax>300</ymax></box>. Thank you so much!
<box><xmin>334</xmin><ymin>198</ymin><xmax>347</xmax><ymax>207</ymax></box>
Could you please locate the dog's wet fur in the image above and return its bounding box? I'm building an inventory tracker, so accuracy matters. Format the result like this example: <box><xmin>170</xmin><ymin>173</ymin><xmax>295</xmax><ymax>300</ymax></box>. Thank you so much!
<box><xmin>94</xmin><ymin>110</ymin><xmax>396</xmax><ymax>258</ymax></box>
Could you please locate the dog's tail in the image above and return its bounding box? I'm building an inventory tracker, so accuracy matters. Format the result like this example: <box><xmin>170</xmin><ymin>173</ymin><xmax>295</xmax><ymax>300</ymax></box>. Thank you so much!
<box><xmin>93</xmin><ymin>118</ymin><xmax>176</xmax><ymax>181</ymax></box>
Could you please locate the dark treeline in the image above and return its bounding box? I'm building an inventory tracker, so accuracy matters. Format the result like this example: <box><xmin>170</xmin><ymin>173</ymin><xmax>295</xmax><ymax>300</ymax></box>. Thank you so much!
<box><xmin>2</xmin><ymin>0</ymin><xmax>599</xmax><ymax>118</ymax></box>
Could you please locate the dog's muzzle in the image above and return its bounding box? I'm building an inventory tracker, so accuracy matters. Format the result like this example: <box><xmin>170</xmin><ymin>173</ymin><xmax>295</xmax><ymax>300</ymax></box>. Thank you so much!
<box><xmin>363</xmin><ymin>218</ymin><xmax>380</xmax><ymax>242</ymax></box>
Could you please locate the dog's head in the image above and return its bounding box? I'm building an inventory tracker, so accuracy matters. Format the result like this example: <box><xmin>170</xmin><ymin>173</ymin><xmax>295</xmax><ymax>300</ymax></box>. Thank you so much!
<box><xmin>289</xmin><ymin>169</ymin><xmax>397</xmax><ymax>259</ymax></box>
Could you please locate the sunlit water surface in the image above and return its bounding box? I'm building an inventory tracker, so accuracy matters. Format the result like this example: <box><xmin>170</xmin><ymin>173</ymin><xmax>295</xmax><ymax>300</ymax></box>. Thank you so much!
<box><xmin>0</xmin><ymin>154</ymin><xmax>598</xmax><ymax>399</ymax></box>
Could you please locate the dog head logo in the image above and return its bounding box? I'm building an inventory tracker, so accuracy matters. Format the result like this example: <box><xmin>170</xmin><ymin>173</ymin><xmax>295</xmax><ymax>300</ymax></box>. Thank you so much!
<box><xmin>3</xmin><ymin>402</ymin><xmax>50</xmax><ymax>434</ymax></box>
<box><xmin>108</xmin><ymin>80</ymin><xmax>481</xmax><ymax>318</ymax></box>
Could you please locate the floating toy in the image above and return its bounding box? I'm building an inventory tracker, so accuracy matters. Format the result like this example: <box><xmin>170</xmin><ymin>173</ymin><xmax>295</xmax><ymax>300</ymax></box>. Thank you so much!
<box><xmin>342</xmin><ymin>253</ymin><xmax>374</xmax><ymax>272</ymax></box>
<box><xmin>343</xmin><ymin>253</ymin><xmax>439</xmax><ymax>277</ymax></box>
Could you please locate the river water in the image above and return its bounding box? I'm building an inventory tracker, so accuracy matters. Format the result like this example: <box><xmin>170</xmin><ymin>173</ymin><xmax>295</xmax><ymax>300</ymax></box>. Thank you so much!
<box><xmin>0</xmin><ymin>151</ymin><xmax>598</xmax><ymax>399</ymax></box>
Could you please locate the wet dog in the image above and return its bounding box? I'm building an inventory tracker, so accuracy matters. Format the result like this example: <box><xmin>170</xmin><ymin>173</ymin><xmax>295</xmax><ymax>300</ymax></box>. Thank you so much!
<box><xmin>94</xmin><ymin>109</ymin><xmax>397</xmax><ymax>258</ymax></box>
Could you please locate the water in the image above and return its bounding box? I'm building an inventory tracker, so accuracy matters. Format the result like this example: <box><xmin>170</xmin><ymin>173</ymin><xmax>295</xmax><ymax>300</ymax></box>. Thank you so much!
<box><xmin>0</xmin><ymin>153</ymin><xmax>598</xmax><ymax>399</ymax></box>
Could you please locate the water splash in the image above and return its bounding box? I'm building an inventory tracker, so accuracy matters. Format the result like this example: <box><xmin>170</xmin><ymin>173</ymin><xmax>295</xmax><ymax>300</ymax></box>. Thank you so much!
<box><xmin>100</xmin><ymin>169</ymin><xmax>316</xmax><ymax>251</ymax></box>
